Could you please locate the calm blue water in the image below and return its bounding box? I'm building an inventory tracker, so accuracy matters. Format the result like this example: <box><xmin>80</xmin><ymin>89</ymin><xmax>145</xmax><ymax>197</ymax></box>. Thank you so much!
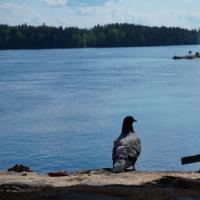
<box><xmin>1</xmin><ymin>46</ymin><xmax>200</xmax><ymax>172</ymax></box>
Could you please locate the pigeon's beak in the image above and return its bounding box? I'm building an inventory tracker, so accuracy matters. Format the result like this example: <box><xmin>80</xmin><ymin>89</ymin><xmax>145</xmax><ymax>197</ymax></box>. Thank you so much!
<box><xmin>133</xmin><ymin>119</ymin><xmax>137</xmax><ymax>123</ymax></box>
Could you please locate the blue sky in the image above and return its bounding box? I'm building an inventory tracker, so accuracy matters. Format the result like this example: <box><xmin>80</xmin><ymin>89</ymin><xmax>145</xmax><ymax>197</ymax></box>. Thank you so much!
<box><xmin>0</xmin><ymin>0</ymin><xmax>200</xmax><ymax>28</ymax></box>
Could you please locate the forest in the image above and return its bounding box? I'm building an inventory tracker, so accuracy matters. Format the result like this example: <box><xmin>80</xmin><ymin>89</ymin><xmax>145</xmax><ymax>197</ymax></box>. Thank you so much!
<box><xmin>0</xmin><ymin>23</ymin><xmax>199</xmax><ymax>49</ymax></box>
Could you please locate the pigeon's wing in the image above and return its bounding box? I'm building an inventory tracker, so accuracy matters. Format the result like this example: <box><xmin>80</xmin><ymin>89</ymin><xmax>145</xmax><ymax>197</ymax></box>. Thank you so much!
<box><xmin>121</xmin><ymin>135</ymin><xmax>141</xmax><ymax>160</ymax></box>
<box><xmin>112</xmin><ymin>140</ymin><xmax>128</xmax><ymax>162</ymax></box>
<box><xmin>112</xmin><ymin>141</ymin><xmax>117</xmax><ymax>162</ymax></box>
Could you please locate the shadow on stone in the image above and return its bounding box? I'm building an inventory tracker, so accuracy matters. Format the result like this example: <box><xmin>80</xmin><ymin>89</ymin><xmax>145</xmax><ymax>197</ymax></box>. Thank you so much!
<box><xmin>145</xmin><ymin>176</ymin><xmax>200</xmax><ymax>189</ymax></box>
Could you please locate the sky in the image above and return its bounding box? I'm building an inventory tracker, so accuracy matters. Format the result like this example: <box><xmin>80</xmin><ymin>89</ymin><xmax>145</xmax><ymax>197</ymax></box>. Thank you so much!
<box><xmin>0</xmin><ymin>0</ymin><xmax>200</xmax><ymax>28</ymax></box>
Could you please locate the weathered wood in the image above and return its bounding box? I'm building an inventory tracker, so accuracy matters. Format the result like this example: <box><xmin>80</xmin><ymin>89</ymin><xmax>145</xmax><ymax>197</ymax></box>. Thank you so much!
<box><xmin>181</xmin><ymin>154</ymin><xmax>200</xmax><ymax>165</ymax></box>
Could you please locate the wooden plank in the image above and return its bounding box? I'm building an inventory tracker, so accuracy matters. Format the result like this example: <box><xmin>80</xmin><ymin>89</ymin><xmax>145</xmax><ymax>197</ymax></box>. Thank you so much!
<box><xmin>181</xmin><ymin>154</ymin><xmax>200</xmax><ymax>165</ymax></box>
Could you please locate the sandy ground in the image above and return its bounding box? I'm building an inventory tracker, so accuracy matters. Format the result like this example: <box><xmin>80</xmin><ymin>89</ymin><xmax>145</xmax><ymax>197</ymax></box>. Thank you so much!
<box><xmin>0</xmin><ymin>169</ymin><xmax>200</xmax><ymax>200</ymax></box>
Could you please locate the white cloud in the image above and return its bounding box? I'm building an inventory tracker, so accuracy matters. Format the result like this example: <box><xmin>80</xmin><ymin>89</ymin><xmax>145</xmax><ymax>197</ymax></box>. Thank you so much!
<box><xmin>0</xmin><ymin>3</ymin><xmax>43</xmax><ymax>25</ymax></box>
<box><xmin>152</xmin><ymin>9</ymin><xmax>200</xmax><ymax>29</ymax></box>
<box><xmin>44</xmin><ymin>0</ymin><xmax>67</xmax><ymax>7</ymax></box>
<box><xmin>74</xmin><ymin>0</ymin><xmax>150</xmax><ymax>27</ymax></box>
<box><xmin>75</xmin><ymin>0</ymin><xmax>200</xmax><ymax>28</ymax></box>
<box><xmin>182</xmin><ymin>0</ymin><xmax>192</xmax><ymax>2</ymax></box>
<box><xmin>0</xmin><ymin>0</ymin><xmax>200</xmax><ymax>28</ymax></box>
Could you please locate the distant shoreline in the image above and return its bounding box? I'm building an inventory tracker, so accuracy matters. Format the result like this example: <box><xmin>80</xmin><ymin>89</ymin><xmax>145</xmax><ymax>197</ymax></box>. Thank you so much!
<box><xmin>0</xmin><ymin>43</ymin><xmax>200</xmax><ymax>51</ymax></box>
<box><xmin>0</xmin><ymin>23</ymin><xmax>199</xmax><ymax>50</ymax></box>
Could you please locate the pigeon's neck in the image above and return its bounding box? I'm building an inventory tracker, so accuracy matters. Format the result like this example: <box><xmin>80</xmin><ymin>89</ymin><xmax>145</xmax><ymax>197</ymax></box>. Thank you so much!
<box><xmin>121</xmin><ymin>126</ymin><xmax>134</xmax><ymax>136</ymax></box>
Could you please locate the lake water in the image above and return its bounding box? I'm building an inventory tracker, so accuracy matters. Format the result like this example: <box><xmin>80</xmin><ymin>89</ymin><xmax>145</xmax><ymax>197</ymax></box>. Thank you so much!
<box><xmin>1</xmin><ymin>46</ymin><xmax>200</xmax><ymax>172</ymax></box>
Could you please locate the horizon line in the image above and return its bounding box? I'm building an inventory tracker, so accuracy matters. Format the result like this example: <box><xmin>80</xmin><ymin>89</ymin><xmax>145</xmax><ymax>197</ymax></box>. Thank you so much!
<box><xmin>0</xmin><ymin>22</ymin><xmax>199</xmax><ymax>31</ymax></box>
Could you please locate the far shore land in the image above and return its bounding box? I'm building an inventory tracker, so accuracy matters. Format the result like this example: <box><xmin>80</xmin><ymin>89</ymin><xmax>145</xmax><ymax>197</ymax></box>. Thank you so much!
<box><xmin>0</xmin><ymin>23</ymin><xmax>199</xmax><ymax>50</ymax></box>
<box><xmin>0</xmin><ymin>168</ymin><xmax>200</xmax><ymax>200</ymax></box>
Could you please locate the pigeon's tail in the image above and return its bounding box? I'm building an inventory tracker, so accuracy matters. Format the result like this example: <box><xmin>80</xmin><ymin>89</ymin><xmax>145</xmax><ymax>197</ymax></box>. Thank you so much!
<box><xmin>113</xmin><ymin>159</ymin><xmax>126</xmax><ymax>173</ymax></box>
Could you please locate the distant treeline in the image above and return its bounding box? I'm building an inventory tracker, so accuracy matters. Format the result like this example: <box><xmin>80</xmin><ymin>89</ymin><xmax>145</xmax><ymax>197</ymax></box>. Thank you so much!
<box><xmin>0</xmin><ymin>23</ymin><xmax>200</xmax><ymax>49</ymax></box>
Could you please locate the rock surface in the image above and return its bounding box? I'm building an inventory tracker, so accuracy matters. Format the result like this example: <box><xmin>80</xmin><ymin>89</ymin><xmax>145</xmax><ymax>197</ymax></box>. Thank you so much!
<box><xmin>0</xmin><ymin>169</ymin><xmax>200</xmax><ymax>200</ymax></box>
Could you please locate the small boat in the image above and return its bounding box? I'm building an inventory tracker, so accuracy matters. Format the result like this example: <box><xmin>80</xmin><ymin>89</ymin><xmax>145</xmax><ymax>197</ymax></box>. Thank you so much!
<box><xmin>173</xmin><ymin>52</ymin><xmax>200</xmax><ymax>60</ymax></box>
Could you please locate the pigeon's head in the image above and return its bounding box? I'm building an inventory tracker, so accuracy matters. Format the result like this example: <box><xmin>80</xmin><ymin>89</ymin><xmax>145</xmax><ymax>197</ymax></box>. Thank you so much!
<box><xmin>122</xmin><ymin>116</ymin><xmax>137</xmax><ymax>134</ymax></box>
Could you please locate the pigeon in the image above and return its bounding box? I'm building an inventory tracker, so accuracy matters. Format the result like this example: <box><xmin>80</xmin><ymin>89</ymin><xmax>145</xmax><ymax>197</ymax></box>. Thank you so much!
<box><xmin>112</xmin><ymin>116</ymin><xmax>141</xmax><ymax>173</ymax></box>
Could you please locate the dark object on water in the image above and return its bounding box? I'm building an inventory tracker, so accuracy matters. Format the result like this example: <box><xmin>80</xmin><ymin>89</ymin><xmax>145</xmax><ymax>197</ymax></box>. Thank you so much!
<box><xmin>47</xmin><ymin>170</ymin><xmax>68</xmax><ymax>177</ymax></box>
<box><xmin>181</xmin><ymin>154</ymin><xmax>200</xmax><ymax>165</ymax></box>
<box><xmin>173</xmin><ymin>53</ymin><xmax>200</xmax><ymax>60</ymax></box>
<box><xmin>8</xmin><ymin>164</ymin><xmax>32</xmax><ymax>172</ymax></box>
<box><xmin>112</xmin><ymin>116</ymin><xmax>141</xmax><ymax>173</ymax></box>
<box><xmin>173</xmin><ymin>55</ymin><xmax>197</xmax><ymax>60</ymax></box>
